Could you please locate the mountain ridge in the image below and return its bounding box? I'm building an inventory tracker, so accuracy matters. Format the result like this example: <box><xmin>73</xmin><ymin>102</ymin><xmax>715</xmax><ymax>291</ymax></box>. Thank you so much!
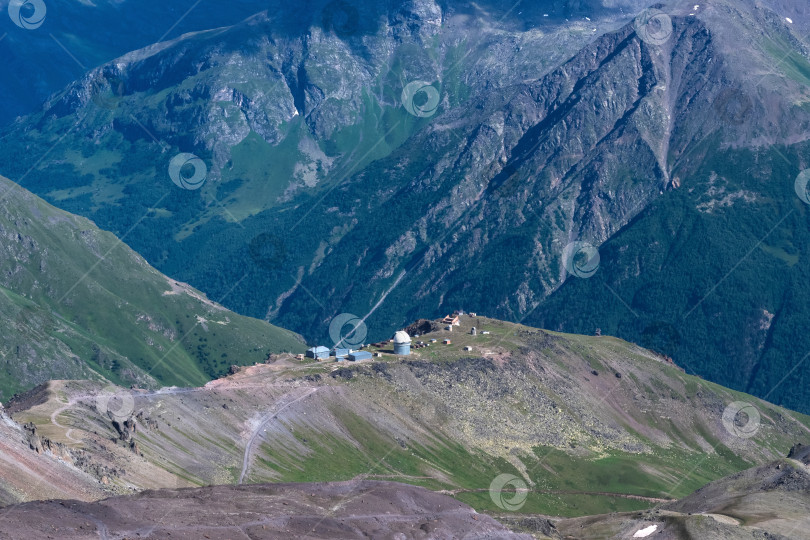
<box><xmin>4</xmin><ymin>315</ymin><xmax>809</xmax><ymax>518</ymax></box>
<box><xmin>0</xmin><ymin>174</ymin><xmax>304</xmax><ymax>400</ymax></box>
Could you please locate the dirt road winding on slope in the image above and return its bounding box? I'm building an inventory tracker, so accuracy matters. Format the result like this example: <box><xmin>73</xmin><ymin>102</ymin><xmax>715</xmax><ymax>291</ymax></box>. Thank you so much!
<box><xmin>238</xmin><ymin>387</ymin><xmax>319</xmax><ymax>484</ymax></box>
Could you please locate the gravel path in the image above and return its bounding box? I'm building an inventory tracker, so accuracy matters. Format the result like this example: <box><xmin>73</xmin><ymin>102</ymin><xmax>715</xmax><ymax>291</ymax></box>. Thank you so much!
<box><xmin>238</xmin><ymin>387</ymin><xmax>318</xmax><ymax>484</ymax></box>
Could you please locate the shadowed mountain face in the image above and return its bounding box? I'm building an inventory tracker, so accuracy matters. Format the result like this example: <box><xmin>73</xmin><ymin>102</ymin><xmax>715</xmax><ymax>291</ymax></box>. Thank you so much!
<box><xmin>0</xmin><ymin>0</ymin><xmax>652</xmax><ymax>125</ymax></box>
<box><xmin>2</xmin><ymin>0</ymin><xmax>810</xmax><ymax>416</ymax></box>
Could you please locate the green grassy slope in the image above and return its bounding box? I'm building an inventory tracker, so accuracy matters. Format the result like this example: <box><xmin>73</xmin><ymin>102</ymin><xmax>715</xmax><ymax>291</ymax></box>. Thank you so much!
<box><xmin>0</xmin><ymin>175</ymin><xmax>304</xmax><ymax>399</ymax></box>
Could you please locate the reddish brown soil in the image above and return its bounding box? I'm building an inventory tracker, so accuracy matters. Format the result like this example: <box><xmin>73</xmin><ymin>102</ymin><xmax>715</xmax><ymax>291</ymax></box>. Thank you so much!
<box><xmin>0</xmin><ymin>479</ymin><xmax>532</xmax><ymax>539</ymax></box>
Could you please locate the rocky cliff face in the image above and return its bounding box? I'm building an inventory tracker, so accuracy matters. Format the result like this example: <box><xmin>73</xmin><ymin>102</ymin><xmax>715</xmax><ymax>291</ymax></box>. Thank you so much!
<box><xmin>0</xmin><ymin>391</ymin><xmax>111</xmax><ymax>506</ymax></box>
<box><xmin>0</xmin><ymin>1</ymin><xmax>663</xmax><ymax>335</ymax></box>
<box><xmin>269</xmin><ymin>0</ymin><xmax>810</xmax><ymax>340</ymax></box>
<box><xmin>32</xmin><ymin>1</ymin><xmax>651</xmax><ymax>178</ymax></box>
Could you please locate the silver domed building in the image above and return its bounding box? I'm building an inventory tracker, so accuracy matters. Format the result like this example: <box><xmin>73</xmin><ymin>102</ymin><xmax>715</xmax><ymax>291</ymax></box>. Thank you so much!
<box><xmin>393</xmin><ymin>331</ymin><xmax>412</xmax><ymax>355</ymax></box>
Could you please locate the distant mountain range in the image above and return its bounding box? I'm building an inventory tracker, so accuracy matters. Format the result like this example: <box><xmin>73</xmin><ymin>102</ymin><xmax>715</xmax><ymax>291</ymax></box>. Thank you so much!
<box><xmin>2</xmin><ymin>0</ymin><xmax>810</xmax><ymax>418</ymax></box>
<box><xmin>0</xmin><ymin>0</ymin><xmax>283</xmax><ymax>125</ymax></box>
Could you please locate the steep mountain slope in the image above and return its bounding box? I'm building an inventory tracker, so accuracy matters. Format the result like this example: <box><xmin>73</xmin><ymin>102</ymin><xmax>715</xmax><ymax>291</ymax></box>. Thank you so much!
<box><xmin>531</xmin><ymin>148</ymin><xmax>810</xmax><ymax>416</ymax></box>
<box><xmin>6</xmin><ymin>316</ymin><xmax>810</xmax><ymax>519</ymax></box>
<box><xmin>530</xmin><ymin>0</ymin><xmax>810</xmax><ymax>414</ymax></box>
<box><xmin>0</xmin><ymin>1</ymin><xmax>655</xmax><ymax>321</ymax></box>
<box><xmin>0</xmin><ymin>174</ymin><xmax>304</xmax><ymax>400</ymax></box>
<box><xmin>0</xmin><ymin>0</ymin><xmax>281</xmax><ymax>125</ymax></box>
<box><xmin>0</xmin><ymin>402</ymin><xmax>107</xmax><ymax>506</ymax></box>
<box><xmin>0</xmin><ymin>0</ymin><xmax>663</xmax><ymax>126</ymax></box>
<box><xmin>3</xmin><ymin>0</ymin><xmax>810</xmax><ymax>417</ymax></box>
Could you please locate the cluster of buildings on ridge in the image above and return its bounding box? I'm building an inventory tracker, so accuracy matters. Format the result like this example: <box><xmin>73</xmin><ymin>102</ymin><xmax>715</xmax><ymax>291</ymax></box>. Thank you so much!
<box><xmin>303</xmin><ymin>330</ymin><xmax>413</xmax><ymax>362</ymax></box>
<box><xmin>303</xmin><ymin>312</ymin><xmax>483</xmax><ymax>363</ymax></box>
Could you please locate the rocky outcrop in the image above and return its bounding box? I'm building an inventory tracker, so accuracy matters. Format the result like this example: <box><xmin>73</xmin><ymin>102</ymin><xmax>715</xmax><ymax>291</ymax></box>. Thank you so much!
<box><xmin>136</xmin><ymin>411</ymin><xmax>159</xmax><ymax>430</ymax></box>
<box><xmin>405</xmin><ymin>319</ymin><xmax>442</xmax><ymax>336</ymax></box>
<box><xmin>111</xmin><ymin>417</ymin><xmax>136</xmax><ymax>442</ymax></box>
<box><xmin>20</xmin><ymin>421</ymin><xmax>126</xmax><ymax>483</ymax></box>
<box><xmin>498</xmin><ymin>516</ymin><xmax>561</xmax><ymax>539</ymax></box>
<box><xmin>23</xmin><ymin>422</ymin><xmax>42</xmax><ymax>454</ymax></box>
<box><xmin>788</xmin><ymin>443</ymin><xmax>810</xmax><ymax>466</ymax></box>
